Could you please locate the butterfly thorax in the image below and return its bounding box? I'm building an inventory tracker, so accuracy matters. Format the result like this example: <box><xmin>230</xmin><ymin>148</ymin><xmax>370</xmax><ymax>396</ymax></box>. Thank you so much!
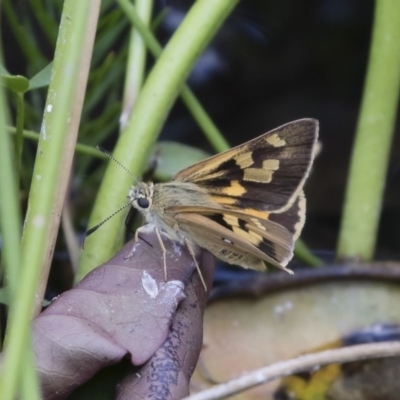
<box><xmin>128</xmin><ymin>180</ymin><xmax>221</xmax><ymax>242</ymax></box>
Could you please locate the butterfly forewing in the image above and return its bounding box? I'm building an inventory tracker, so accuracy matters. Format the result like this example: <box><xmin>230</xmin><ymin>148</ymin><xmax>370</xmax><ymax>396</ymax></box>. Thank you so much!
<box><xmin>173</xmin><ymin>119</ymin><xmax>318</xmax><ymax>213</ymax></box>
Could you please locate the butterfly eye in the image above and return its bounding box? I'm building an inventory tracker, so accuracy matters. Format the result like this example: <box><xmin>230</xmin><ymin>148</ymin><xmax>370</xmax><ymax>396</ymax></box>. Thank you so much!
<box><xmin>137</xmin><ymin>197</ymin><xmax>150</xmax><ymax>209</ymax></box>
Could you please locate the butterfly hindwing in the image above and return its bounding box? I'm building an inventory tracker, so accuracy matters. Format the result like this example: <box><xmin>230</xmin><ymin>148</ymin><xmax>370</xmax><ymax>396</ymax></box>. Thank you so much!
<box><xmin>171</xmin><ymin>199</ymin><xmax>303</xmax><ymax>271</ymax></box>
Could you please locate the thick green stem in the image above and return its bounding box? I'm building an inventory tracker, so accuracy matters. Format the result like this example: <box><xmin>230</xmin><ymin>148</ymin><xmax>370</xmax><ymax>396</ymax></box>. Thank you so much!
<box><xmin>118</xmin><ymin>0</ymin><xmax>230</xmax><ymax>152</ymax></box>
<box><xmin>79</xmin><ymin>0</ymin><xmax>238</xmax><ymax>279</ymax></box>
<box><xmin>0</xmin><ymin>2</ymin><xmax>101</xmax><ymax>398</ymax></box>
<box><xmin>337</xmin><ymin>0</ymin><xmax>400</xmax><ymax>260</ymax></box>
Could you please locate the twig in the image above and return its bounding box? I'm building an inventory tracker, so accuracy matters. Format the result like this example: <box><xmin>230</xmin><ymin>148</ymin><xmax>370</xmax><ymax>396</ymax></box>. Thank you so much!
<box><xmin>209</xmin><ymin>262</ymin><xmax>400</xmax><ymax>302</ymax></box>
<box><xmin>184</xmin><ymin>341</ymin><xmax>400</xmax><ymax>400</ymax></box>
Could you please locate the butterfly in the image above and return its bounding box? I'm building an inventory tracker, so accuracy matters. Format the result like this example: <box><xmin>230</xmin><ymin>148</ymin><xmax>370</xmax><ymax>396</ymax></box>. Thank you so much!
<box><xmin>88</xmin><ymin>119</ymin><xmax>318</xmax><ymax>289</ymax></box>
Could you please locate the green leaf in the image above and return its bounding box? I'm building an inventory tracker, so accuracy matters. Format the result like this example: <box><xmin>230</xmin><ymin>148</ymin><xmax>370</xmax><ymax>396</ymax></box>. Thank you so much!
<box><xmin>28</xmin><ymin>62</ymin><xmax>53</xmax><ymax>91</ymax></box>
<box><xmin>153</xmin><ymin>141</ymin><xmax>211</xmax><ymax>181</ymax></box>
<box><xmin>0</xmin><ymin>65</ymin><xmax>30</xmax><ymax>93</ymax></box>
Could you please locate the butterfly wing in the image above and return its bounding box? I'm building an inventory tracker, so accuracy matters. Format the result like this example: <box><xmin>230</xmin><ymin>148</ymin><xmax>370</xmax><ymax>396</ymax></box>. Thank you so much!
<box><xmin>173</xmin><ymin>119</ymin><xmax>318</xmax><ymax>214</ymax></box>
<box><xmin>169</xmin><ymin>194</ymin><xmax>305</xmax><ymax>271</ymax></box>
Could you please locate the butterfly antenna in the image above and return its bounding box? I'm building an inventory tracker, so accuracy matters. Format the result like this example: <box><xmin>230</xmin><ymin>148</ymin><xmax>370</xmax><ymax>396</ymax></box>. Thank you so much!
<box><xmin>82</xmin><ymin>201</ymin><xmax>132</xmax><ymax>248</ymax></box>
<box><xmin>98</xmin><ymin>146</ymin><xmax>137</xmax><ymax>183</ymax></box>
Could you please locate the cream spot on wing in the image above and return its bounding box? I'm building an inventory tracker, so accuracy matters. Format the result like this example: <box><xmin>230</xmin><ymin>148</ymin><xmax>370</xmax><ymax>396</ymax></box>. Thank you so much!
<box><xmin>263</xmin><ymin>159</ymin><xmax>280</xmax><ymax>170</ymax></box>
<box><xmin>244</xmin><ymin>168</ymin><xmax>273</xmax><ymax>183</ymax></box>
<box><xmin>220</xmin><ymin>180</ymin><xmax>246</xmax><ymax>196</ymax></box>
<box><xmin>266</xmin><ymin>133</ymin><xmax>286</xmax><ymax>147</ymax></box>
<box><xmin>243</xmin><ymin>159</ymin><xmax>280</xmax><ymax>183</ymax></box>
<box><xmin>234</xmin><ymin>152</ymin><xmax>253</xmax><ymax>168</ymax></box>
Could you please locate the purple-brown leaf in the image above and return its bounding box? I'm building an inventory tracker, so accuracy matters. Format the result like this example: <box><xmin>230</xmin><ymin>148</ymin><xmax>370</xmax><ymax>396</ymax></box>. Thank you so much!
<box><xmin>33</xmin><ymin>232</ymin><xmax>215</xmax><ymax>399</ymax></box>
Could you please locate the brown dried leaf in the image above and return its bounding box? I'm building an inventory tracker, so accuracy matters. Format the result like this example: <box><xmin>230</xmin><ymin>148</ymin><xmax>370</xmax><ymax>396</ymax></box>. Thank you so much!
<box><xmin>33</xmin><ymin>232</ymin><xmax>215</xmax><ymax>400</ymax></box>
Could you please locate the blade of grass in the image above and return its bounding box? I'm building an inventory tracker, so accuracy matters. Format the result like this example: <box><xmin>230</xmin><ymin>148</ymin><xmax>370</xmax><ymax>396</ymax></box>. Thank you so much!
<box><xmin>337</xmin><ymin>0</ymin><xmax>400</xmax><ymax>260</ymax></box>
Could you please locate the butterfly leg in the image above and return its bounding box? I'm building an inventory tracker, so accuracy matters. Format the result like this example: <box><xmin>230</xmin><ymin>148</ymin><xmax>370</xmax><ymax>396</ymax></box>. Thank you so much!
<box><xmin>185</xmin><ymin>238</ymin><xmax>207</xmax><ymax>291</ymax></box>
<box><xmin>125</xmin><ymin>225</ymin><xmax>152</xmax><ymax>259</ymax></box>
<box><xmin>154</xmin><ymin>227</ymin><xmax>168</xmax><ymax>281</ymax></box>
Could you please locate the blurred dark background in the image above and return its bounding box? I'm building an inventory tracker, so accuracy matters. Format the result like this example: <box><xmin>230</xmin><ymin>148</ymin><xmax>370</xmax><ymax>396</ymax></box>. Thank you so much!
<box><xmin>3</xmin><ymin>0</ymin><xmax>400</xmax><ymax>294</ymax></box>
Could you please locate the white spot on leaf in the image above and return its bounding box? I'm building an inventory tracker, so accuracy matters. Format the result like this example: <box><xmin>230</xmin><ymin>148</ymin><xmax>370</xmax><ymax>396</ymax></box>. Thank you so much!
<box><xmin>142</xmin><ymin>271</ymin><xmax>159</xmax><ymax>298</ymax></box>
<box><xmin>32</xmin><ymin>215</ymin><xmax>45</xmax><ymax>228</ymax></box>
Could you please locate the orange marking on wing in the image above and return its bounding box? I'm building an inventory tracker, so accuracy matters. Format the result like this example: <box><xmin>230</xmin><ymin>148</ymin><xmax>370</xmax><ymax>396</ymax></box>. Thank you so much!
<box><xmin>241</xmin><ymin>208</ymin><xmax>270</xmax><ymax>220</ymax></box>
<box><xmin>219</xmin><ymin>180</ymin><xmax>246</xmax><ymax>196</ymax></box>
<box><xmin>210</xmin><ymin>195</ymin><xmax>237</xmax><ymax>205</ymax></box>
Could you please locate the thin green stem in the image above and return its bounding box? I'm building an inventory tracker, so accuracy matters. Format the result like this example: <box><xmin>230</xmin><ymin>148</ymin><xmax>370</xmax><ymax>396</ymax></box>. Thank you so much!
<box><xmin>120</xmin><ymin>0</ymin><xmax>153</xmax><ymax>131</ymax></box>
<box><xmin>117</xmin><ymin>0</ymin><xmax>230</xmax><ymax>152</ymax></box>
<box><xmin>1</xmin><ymin>1</ymin><xmax>101</xmax><ymax>398</ymax></box>
<box><xmin>79</xmin><ymin>0</ymin><xmax>238</xmax><ymax>279</ymax></box>
<box><xmin>294</xmin><ymin>239</ymin><xmax>323</xmax><ymax>268</ymax></box>
<box><xmin>15</xmin><ymin>92</ymin><xmax>24</xmax><ymax>175</ymax></box>
<box><xmin>0</xmin><ymin>42</ymin><xmax>24</xmax><ymax>400</ymax></box>
<box><xmin>7</xmin><ymin>125</ymin><xmax>107</xmax><ymax>159</ymax></box>
<box><xmin>337</xmin><ymin>0</ymin><xmax>400</xmax><ymax>260</ymax></box>
<box><xmin>0</xmin><ymin>60</ymin><xmax>22</xmax><ymax>302</ymax></box>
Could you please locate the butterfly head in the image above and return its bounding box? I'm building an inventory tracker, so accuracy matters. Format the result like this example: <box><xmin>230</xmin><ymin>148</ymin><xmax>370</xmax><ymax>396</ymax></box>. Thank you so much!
<box><xmin>127</xmin><ymin>182</ymin><xmax>154</xmax><ymax>215</ymax></box>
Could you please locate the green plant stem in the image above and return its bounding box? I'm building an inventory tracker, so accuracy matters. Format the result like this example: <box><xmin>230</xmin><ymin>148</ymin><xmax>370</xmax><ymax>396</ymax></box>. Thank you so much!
<box><xmin>15</xmin><ymin>92</ymin><xmax>24</xmax><ymax>175</ymax></box>
<box><xmin>0</xmin><ymin>2</ymin><xmax>101</xmax><ymax>399</ymax></box>
<box><xmin>78</xmin><ymin>0</ymin><xmax>238</xmax><ymax>280</ymax></box>
<box><xmin>337</xmin><ymin>0</ymin><xmax>400</xmax><ymax>260</ymax></box>
<box><xmin>7</xmin><ymin>125</ymin><xmax>108</xmax><ymax>159</ymax></box>
<box><xmin>0</xmin><ymin>60</ymin><xmax>22</xmax><ymax>303</ymax></box>
<box><xmin>0</xmin><ymin>38</ymin><xmax>29</xmax><ymax>400</ymax></box>
<box><xmin>120</xmin><ymin>0</ymin><xmax>153</xmax><ymax>131</ymax></box>
<box><xmin>294</xmin><ymin>239</ymin><xmax>323</xmax><ymax>267</ymax></box>
<box><xmin>20</xmin><ymin>342</ymin><xmax>41</xmax><ymax>400</ymax></box>
<box><xmin>117</xmin><ymin>0</ymin><xmax>230</xmax><ymax>152</ymax></box>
